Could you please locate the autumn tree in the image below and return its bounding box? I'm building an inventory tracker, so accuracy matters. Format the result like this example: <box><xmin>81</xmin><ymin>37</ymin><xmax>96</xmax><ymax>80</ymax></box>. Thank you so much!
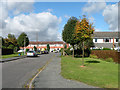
<box><xmin>75</xmin><ymin>15</ymin><xmax>94</xmax><ymax>66</ymax></box>
<box><xmin>62</xmin><ymin>16</ymin><xmax>78</xmax><ymax>57</ymax></box>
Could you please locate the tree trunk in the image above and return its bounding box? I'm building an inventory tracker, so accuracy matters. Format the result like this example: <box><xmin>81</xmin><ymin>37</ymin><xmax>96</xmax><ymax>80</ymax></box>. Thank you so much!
<box><xmin>72</xmin><ymin>45</ymin><xmax>74</xmax><ymax>57</ymax></box>
<box><xmin>63</xmin><ymin>48</ymin><xmax>65</xmax><ymax>56</ymax></box>
<box><xmin>82</xmin><ymin>41</ymin><xmax>84</xmax><ymax>66</ymax></box>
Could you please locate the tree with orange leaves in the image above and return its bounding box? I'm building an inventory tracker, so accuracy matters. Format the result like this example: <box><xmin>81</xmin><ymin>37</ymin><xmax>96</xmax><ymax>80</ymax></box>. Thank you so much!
<box><xmin>74</xmin><ymin>15</ymin><xmax>94</xmax><ymax>66</ymax></box>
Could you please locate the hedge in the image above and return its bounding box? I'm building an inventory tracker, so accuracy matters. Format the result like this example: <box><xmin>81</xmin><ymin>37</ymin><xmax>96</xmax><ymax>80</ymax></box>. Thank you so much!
<box><xmin>91</xmin><ymin>50</ymin><xmax>120</xmax><ymax>63</ymax></box>
<box><xmin>2</xmin><ymin>48</ymin><xmax>14</xmax><ymax>55</ymax></box>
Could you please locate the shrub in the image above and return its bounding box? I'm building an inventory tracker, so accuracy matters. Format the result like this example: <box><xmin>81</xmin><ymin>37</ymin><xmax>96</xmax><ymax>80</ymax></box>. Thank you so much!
<box><xmin>60</xmin><ymin>48</ymin><xmax>63</xmax><ymax>55</ymax></box>
<box><xmin>90</xmin><ymin>54</ymin><xmax>98</xmax><ymax>59</ymax></box>
<box><xmin>64</xmin><ymin>49</ymin><xmax>72</xmax><ymax>55</ymax></box>
<box><xmin>26</xmin><ymin>49</ymin><xmax>29</xmax><ymax>52</ymax></box>
<box><xmin>105</xmin><ymin>58</ymin><xmax>114</xmax><ymax>62</ymax></box>
<box><xmin>84</xmin><ymin>48</ymin><xmax>91</xmax><ymax>57</ymax></box>
<box><xmin>102</xmin><ymin>48</ymin><xmax>111</xmax><ymax>50</ymax></box>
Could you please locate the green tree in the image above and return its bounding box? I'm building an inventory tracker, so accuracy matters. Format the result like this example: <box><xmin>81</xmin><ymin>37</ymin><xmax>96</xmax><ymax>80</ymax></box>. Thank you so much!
<box><xmin>62</xmin><ymin>16</ymin><xmax>78</xmax><ymax>57</ymax></box>
<box><xmin>74</xmin><ymin>15</ymin><xmax>94</xmax><ymax>66</ymax></box>
<box><xmin>34</xmin><ymin>46</ymin><xmax>37</xmax><ymax>51</ymax></box>
<box><xmin>64</xmin><ymin>44</ymin><xmax>67</xmax><ymax>49</ymax></box>
<box><xmin>47</xmin><ymin>44</ymin><xmax>50</xmax><ymax>52</ymax></box>
<box><xmin>17</xmin><ymin>32</ymin><xmax>29</xmax><ymax>47</ymax></box>
<box><xmin>1</xmin><ymin>37</ymin><xmax>5</xmax><ymax>47</ymax></box>
<box><xmin>78</xmin><ymin>39</ymin><xmax>94</xmax><ymax>49</ymax></box>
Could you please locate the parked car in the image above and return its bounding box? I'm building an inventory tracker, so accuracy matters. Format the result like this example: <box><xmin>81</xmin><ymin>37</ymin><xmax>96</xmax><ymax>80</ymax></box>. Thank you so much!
<box><xmin>27</xmin><ymin>51</ymin><xmax>37</xmax><ymax>57</ymax></box>
<box><xmin>53</xmin><ymin>50</ymin><xmax>58</xmax><ymax>53</ymax></box>
<box><xmin>41</xmin><ymin>48</ymin><xmax>46</xmax><ymax>54</ymax></box>
<box><xmin>18</xmin><ymin>49</ymin><xmax>25</xmax><ymax>53</ymax></box>
<box><xmin>44</xmin><ymin>50</ymin><xmax>49</xmax><ymax>54</ymax></box>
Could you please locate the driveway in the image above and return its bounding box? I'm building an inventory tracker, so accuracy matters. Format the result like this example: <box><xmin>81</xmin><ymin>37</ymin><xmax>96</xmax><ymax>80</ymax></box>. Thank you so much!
<box><xmin>2</xmin><ymin>53</ymin><xmax>53</xmax><ymax>88</ymax></box>
<box><xmin>34</xmin><ymin>53</ymin><xmax>99</xmax><ymax>88</ymax></box>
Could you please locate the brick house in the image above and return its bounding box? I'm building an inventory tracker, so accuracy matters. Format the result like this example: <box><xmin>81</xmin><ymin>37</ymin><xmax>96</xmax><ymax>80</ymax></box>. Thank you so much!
<box><xmin>23</xmin><ymin>41</ymin><xmax>69</xmax><ymax>52</ymax></box>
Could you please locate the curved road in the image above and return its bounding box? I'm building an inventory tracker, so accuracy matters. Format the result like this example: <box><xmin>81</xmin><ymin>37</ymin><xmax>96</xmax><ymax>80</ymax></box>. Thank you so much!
<box><xmin>2</xmin><ymin>53</ymin><xmax>54</xmax><ymax>88</ymax></box>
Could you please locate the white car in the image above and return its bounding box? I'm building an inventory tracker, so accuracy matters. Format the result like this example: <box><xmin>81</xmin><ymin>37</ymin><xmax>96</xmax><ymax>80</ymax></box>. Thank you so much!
<box><xmin>27</xmin><ymin>51</ymin><xmax>37</xmax><ymax>57</ymax></box>
<box><xmin>18</xmin><ymin>49</ymin><xmax>25</xmax><ymax>52</ymax></box>
<box><xmin>111</xmin><ymin>47</ymin><xmax>120</xmax><ymax>51</ymax></box>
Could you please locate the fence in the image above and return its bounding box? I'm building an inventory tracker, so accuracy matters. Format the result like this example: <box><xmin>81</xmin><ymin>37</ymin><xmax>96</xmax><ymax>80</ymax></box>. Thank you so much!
<box><xmin>91</xmin><ymin>50</ymin><xmax>120</xmax><ymax>63</ymax></box>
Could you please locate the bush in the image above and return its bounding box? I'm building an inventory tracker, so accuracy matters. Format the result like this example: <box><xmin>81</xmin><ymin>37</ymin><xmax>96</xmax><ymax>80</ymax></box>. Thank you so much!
<box><xmin>105</xmin><ymin>58</ymin><xmax>114</xmax><ymax>62</ymax></box>
<box><xmin>60</xmin><ymin>48</ymin><xmax>63</xmax><ymax>55</ymax></box>
<box><xmin>64</xmin><ymin>49</ymin><xmax>72</xmax><ymax>55</ymax></box>
<box><xmin>26</xmin><ymin>49</ymin><xmax>29</xmax><ymax>52</ymax></box>
<box><xmin>102</xmin><ymin>48</ymin><xmax>111</xmax><ymax>50</ymax></box>
<box><xmin>90</xmin><ymin>54</ymin><xmax>98</xmax><ymax>59</ymax></box>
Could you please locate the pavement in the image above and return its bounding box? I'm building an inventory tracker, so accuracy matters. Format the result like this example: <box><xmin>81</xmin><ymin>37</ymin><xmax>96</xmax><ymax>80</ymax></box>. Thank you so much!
<box><xmin>2</xmin><ymin>53</ymin><xmax>53</xmax><ymax>88</ymax></box>
<box><xmin>34</xmin><ymin>53</ymin><xmax>99</xmax><ymax>88</ymax></box>
<box><xmin>1</xmin><ymin>55</ymin><xmax>26</xmax><ymax>63</ymax></box>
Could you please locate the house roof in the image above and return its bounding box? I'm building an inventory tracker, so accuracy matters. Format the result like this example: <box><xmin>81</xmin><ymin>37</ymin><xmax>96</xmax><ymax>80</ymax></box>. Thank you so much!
<box><xmin>29</xmin><ymin>41</ymin><xmax>65</xmax><ymax>44</ymax></box>
<box><xmin>93</xmin><ymin>32</ymin><xmax>119</xmax><ymax>38</ymax></box>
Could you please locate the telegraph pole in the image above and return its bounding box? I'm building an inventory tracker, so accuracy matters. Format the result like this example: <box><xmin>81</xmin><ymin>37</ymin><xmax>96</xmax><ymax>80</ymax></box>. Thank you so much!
<box><xmin>36</xmin><ymin>32</ymin><xmax>38</xmax><ymax>50</ymax></box>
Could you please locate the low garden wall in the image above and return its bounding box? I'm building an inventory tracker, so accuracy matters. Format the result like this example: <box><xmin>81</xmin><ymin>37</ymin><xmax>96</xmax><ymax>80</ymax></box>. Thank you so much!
<box><xmin>91</xmin><ymin>50</ymin><xmax>120</xmax><ymax>63</ymax></box>
<box><xmin>2</xmin><ymin>48</ymin><xmax>14</xmax><ymax>55</ymax></box>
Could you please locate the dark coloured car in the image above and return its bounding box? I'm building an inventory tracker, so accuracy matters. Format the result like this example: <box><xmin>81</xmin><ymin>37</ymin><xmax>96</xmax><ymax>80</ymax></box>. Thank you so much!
<box><xmin>44</xmin><ymin>50</ymin><xmax>49</xmax><ymax>54</ymax></box>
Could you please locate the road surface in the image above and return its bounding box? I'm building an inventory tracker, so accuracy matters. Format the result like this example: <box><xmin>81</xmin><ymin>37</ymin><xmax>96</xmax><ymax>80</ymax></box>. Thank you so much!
<box><xmin>2</xmin><ymin>53</ymin><xmax>53</xmax><ymax>88</ymax></box>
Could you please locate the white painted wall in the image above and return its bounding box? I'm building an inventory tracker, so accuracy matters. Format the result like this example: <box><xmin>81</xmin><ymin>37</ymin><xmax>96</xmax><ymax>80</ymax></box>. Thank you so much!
<box><xmin>93</xmin><ymin>38</ymin><xmax>119</xmax><ymax>43</ymax></box>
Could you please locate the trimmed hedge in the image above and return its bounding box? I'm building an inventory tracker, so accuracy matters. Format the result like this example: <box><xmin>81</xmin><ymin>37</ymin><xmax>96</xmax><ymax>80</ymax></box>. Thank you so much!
<box><xmin>64</xmin><ymin>48</ymin><xmax>91</xmax><ymax>57</ymax></box>
<box><xmin>91</xmin><ymin>50</ymin><xmax>120</xmax><ymax>63</ymax></box>
<box><xmin>2</xmin><ymin>48</ymin><xmax>14</xmax><ymax>55</ymax></box>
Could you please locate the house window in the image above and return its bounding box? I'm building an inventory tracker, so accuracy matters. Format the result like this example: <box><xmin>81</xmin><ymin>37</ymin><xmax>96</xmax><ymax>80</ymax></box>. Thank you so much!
<box><xmin>95</xmin><ymin>38</ymin><xmax>97</xmax><ymax>42</ymax></box>
<box><xmin>116</xmin><ymin>38</ymin><xmax>119</xmax><ymax>42</ymax></box>
<box><xmin>104</xmin><ymin>38</ymin><xmax>109</xmax><ymax>42</ymax></box>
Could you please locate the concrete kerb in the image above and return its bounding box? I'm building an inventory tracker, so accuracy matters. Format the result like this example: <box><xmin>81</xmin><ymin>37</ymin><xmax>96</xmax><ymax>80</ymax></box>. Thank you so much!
<box><xmin>0</xmin><ymin>55</ymin><xmax>27</xmax><ymax>63</ymax></box>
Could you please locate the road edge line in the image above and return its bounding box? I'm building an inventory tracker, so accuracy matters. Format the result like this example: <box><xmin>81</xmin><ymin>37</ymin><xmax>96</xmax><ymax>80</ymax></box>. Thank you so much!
<box><xmin>28</xmin><ymin>55</ymin><xmax>55</xmax><ymax>89</ymax></box>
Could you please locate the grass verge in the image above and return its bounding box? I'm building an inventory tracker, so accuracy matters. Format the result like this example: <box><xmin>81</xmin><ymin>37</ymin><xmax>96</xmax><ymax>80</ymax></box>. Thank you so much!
<box><xmin>61</xmin><ymin>56</ymin><xmax>118</xmax><ymax>88</ymax></box>
<box><xmin>2</xmin><ymin>53</ymin><xmax>22</xmax><ymax>59</ymax></box>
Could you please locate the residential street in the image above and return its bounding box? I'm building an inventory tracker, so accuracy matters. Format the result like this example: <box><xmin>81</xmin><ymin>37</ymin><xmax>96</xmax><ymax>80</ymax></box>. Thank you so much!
<box><xmin>34</xmin><ymin>53</ymin><xmax>98</xmax><ymax>88</ymax></box>
<box><xmin>2</xmin><ymin>53</ymin><xmax>54</xmax><ymax>88</ymax></box>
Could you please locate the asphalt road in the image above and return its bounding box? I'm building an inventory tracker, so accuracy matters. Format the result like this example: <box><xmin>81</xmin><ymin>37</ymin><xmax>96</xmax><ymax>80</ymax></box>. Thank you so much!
<box><xmin>2</xmin><ymin>53</ymin><xmax>54</xmax><ymax>88</ymax></box>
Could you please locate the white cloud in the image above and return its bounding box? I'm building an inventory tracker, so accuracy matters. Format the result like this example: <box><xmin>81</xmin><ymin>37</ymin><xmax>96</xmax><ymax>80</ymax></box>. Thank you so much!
<box><xmin>82</xmin><ymin>0</ymin><xmax>106</xmax><ymax>15</ymax></box>
<box><xmin>2</xmin><ymin>12</ymin><xmax>62</xmax><ymax>41</ymax></box>
<box><xmin>82</xmin><ymin>1</ymin><xmax>119</xmax><ymax>32</ymax></box>
<box><xmin>0</xmin><ymin>0</ymin><xmax>35</xmax><ymax>36</ymax></box>
<box><xmin>103</xmin><ymin>3</ymin><xmax>118</xmax><ymax>31</ymax></box>
<box><xmin>6</xmin><ymin>0</ymin><xmax>34</xmax><ymax>15</ymax></box>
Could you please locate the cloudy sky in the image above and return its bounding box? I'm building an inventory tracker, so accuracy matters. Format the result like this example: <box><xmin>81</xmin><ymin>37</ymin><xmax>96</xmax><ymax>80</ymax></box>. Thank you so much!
<box><xmin>0</xmin><ymin>0</ymin><xmax>119</xmax><ymax>41</ymax></box>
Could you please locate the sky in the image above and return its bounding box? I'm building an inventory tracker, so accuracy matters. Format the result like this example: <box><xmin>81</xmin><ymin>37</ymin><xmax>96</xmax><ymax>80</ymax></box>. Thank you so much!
<box><xmin>0</xmin><ymin>0</ymin><xmax>119</xmax><ymax>41</ymax></box>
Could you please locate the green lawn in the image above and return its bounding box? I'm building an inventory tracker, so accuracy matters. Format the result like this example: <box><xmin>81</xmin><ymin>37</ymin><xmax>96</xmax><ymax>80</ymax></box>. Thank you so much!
<box><xmin>61</xmin><ymin>56</ymin><xmax>118</xmax><ymax>88</ymax></box>
<box><xmin>2</xmin><ymin>53</ymin><xmax>23</xmax><ymax>59</ymax></box>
